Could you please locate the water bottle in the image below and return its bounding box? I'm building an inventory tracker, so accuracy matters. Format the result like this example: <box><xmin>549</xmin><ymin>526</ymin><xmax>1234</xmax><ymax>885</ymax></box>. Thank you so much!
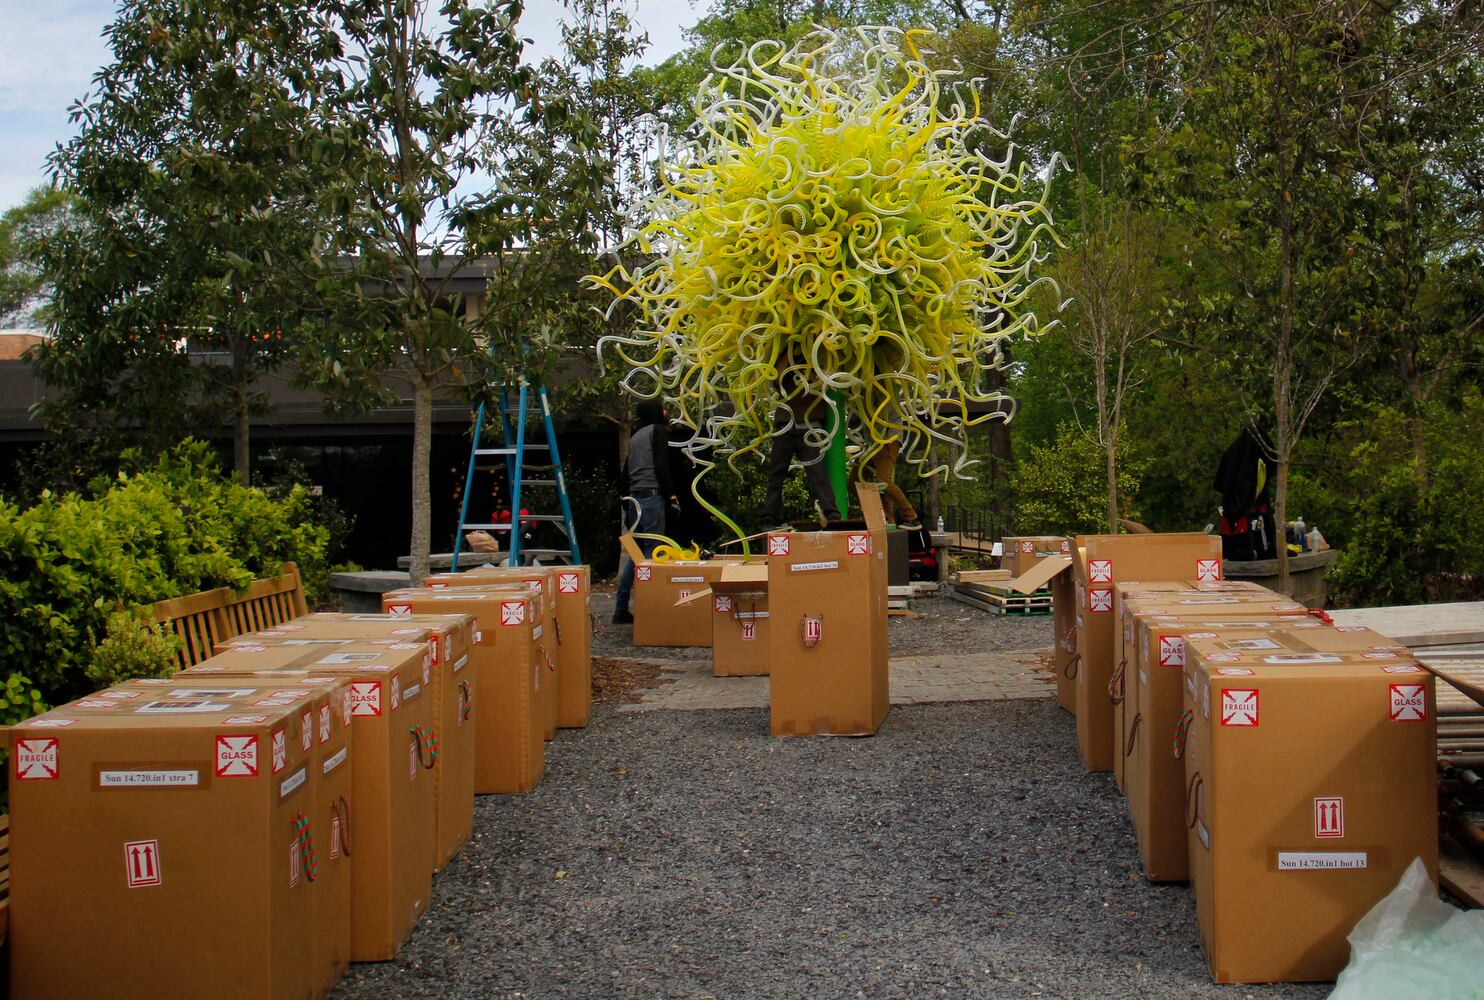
<box><xmin>936</xmin><ymin>516</ymin><xmax>945</xmax><ymax>533</ymax></box>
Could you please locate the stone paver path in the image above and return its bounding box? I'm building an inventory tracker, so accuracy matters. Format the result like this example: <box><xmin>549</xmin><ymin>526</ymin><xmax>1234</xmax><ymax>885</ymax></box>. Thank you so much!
<box><xmin>615</xmin><ymin>648</ymin><xmax>1053</xmax><ymax>712</ymax></box>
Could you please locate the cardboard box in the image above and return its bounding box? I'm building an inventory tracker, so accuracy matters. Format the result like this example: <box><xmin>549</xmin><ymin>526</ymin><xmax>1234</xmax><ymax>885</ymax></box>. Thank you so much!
<box><xmin>633</xmin><ymin>560</ymin><xmax>729</xmax><ymax>647</ymax></box>
<box><xmin>1051</xmin><ymin>563</ymin><xmax>1079</xmax><ymax>714</ymax></box>
<box><xmin>1073</xmin><ymin>533</ymin><xmax>1224</xmax><ymax>772</ymax></box>
<box><xmin>382</xmin><ymin>589</ymin><xmax>545</xmax><ymax>794</ymax></box>
<box><xmin>219</xmin><ymin>614</ymin><xmax>478</xmax><ymax>874</ymax></box>
<box><xmin>8</xmin><ymin>679</ymin><xmax>348</xmax><ymax>999</ymax></box>
<box><xmin>708</xmin><ymin>563</ymin><xmax>770</xmax><ymax>677</ymax></box>
<box><xmin>1003</xmin><ymin>535</ymin><xmax>1072</xmax><ymax>576</ymax></box>
<box><xmin>430</xmin><ymin>565</ymin><xmax>593</xmax><ymax>729</ymax></box>
<box><xmin>767</xmin><ymin>486</ymin><xmax>889</xmax><ymax>736</ymax></box>
<box><xmin>1112</xmin><ymin>581</ymin><xmax>1284</xmax><ymax>792</ymax></box>
<box><xmin>1183</xmin><ymin>635</ymin><xmax>1438</xmax><ymax>983</ymax></box>
<box><xmin>181</xmin><ymin>643</ymin><xmax>436</xmax><ymax>962</ymax></box>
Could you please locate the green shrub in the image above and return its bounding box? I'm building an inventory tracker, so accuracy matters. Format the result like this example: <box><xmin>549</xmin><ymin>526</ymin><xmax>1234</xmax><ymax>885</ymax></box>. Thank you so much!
<box><xmin>87</xmin><ymin>611</ymin><xmax>181</xmax><ymax>688</ymax></box>
<box><xmin>0</xmin><ymin>673</ymin><xmax>48</xmax><ymax>727</ymax></box>
<box><xmin>1009</xmin><ymin>422</ymin><xmax>1143</xmax><ymax>535</ymax></box>
<box><xmin>0</xmin><ymin>440</ymin><xmax>330</xmax><ymax>709</ymax></box>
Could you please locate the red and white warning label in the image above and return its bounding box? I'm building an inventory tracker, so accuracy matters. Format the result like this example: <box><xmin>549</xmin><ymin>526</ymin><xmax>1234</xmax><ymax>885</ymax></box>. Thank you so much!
<box><xmin>1195</xmin><ymin>558</ymin><xmax>1221</xmax><ymax>582</ymax></box>
<box><xmin>558</xmin><ymin>572</ymin><xmax>580</xmax><ymax>594</ymax></box>
<box><xmin>409</xmin><ymin>741</ymin><xmax>419</xmax><ymax>781</ymax></box>
<box><xmin>348</xmin><ymin>681</ymin><xmax>382</xmax><ymax>718</ymax></box>
<box><xmin>14</xmin><ymin>737</ymin><xmax>59</xmax><ymax>781</ymax></box>
<box><xmin>741</xmin><ymin>621</ymin><xmax>756</xmax><ymax>641</ymax></box>
<box><xmin>1019</xmin><ymin>540</ymin><xmax>1034</xmax><ymax>554</ymax></box>
<box><xmin>390</xmin><ymin>676</ymin><xmax>402</xmax><ymax>711</ymax></box>
<box><xmin>271</xmin><ymin>729</ymin><xmax>287</xmax><ymax>774</ymax></box>
<box><xmin>125</xmin><ymin>839</ymin><xmax>162</xmax><ymax>888</ymax></box>
<box><xmin>802</xmin><ymin>616</ymin><xmax>823</xmax><ymax>647</ymax></box>
<box><xmin>500</xmin><ymin>601</ymin><xmax>526</xmax><ymax>626</ymax></box>
<box><xmin>1389</xmin><ymin>683</ymin><xmax>1427</xmax><ymax>722</ymax></box>
<box><xmin>331</xmin><ymin>814</ymin><xmax>342</xmax><ymax>859</ymax></box>
<box><xmin>319</xmin><ymin>705</ymin><xmax>332</xmax><ymax>743</ymax></box>
<box><xmin>1157</xmin><ymin>636</ymin><xmax>1185</xmax><ymax>667</ymax></box>
<box><xmin>386</xmin><ymin>603</ymin><xmax>411</xmax><ymax>615</ymax></box>
<box><xmin>290</xmin><ymin>841</ymin><xmax>301</xmax><ymax>888</ymax></box>
<box><xmin>1088</xmin><ymin>559</ymin><xmax>1113</xmax><ymax>584</ymax></box>
<box><xmin>1220</xmin><ymin>689</ymin><xmax>1259</xmax><ymax>727</ymax></box>
<box><xmin>1088</xmin><ymin>588</ymin><xmax>1114</xmax><ymax>613</ymax></box>
<box><xmin>768</xmin><ymin>534</ymin><xmax>791</xmax><ymax>557</ymax></box>
<box><xmin>635</xmin><ymin>565</ymin><xmax>651</xmax><ymax>582</ymax></box>
<box><xmin>846</xmin><ymin>533</ymin><xmax>871</xmax><ymax>556</ymax></box>
<box><xmin>1315</xmin><ymin>797</ymin><xmax>1344</xmax><ymax>838</ymax></box>
<box><xmin>300</xmin><ymin>712</ymin><xmax>312</xmax><ymax>751</ymax></box>
<box><xmin>215</xmin><ymin>734</ymin><xmax>260</xmax><ymax>777</ymax></box>
<box><xmin>714</xmin><ymin>594</ymin><xmax>733</xmax><ymax>613</ymax></box>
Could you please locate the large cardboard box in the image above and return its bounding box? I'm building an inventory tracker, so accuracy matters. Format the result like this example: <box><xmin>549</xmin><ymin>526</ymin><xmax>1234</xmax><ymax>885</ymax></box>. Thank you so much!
<box><xmin>1183</xmin><ymin>633</ymin><xmax>1438</xmax><ymax>983</ymax></box>
<box><xmin>709</xmin><ymin>563</ymin><xmax>770</xmax><ymax>677</ymax></box>
<box><xmin>221</xmin><ymin>613</ymin><xmax>477</xmax><ymax>873</ymax></box>
<box><xmin>1073</xmin><ymin>533</ymin><xmax>1224</xmax><ymax>772</ymax></box>
<box><xmin>1003</xmin><ymin>535</ymin><xmax>1072</xmax><ymax>576</ymax></box>
<box><xmin>1112</xmin><ymin>581</ymin><xmax>1282</xmax><ymax>791</ymax></box>
<box><xmin>767</xmin><ymin>487</ymin><xmax>889</xmax><ymax>736</ymax></box>
<box><xmin>182</xmin><ymin>643</ymin><xmax>436</xmax><ymax>961</ymax></box>
<box><xmin>430</xmin><ymin>565</ymin><xmax>593</xmax><ymax>729</ymax></box>
<box><xmin>8</xmin><ymin>679</ymin><xmax>347</xmax><ymax>999</ymax></box>
<box><xmin>633</xmin><ymin>560</ymin><xmax>729</xmax><ymax>647</ymax></box>
<box><xmin>382</xmin><ymin>589</ymin><xmax>545</xmax><ymax>793</ymax></box>
<box><xmin>1051</xmin><ymin>552</ymin><xmax>1080</xmax><ymax>714</ymax></box>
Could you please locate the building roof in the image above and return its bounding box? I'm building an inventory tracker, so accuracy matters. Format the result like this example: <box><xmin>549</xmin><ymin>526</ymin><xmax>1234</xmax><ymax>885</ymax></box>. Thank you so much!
<box><xmin>0</xmin><ymin>332</ymin><xmax>45</xmax><ymax>361</ymax></box>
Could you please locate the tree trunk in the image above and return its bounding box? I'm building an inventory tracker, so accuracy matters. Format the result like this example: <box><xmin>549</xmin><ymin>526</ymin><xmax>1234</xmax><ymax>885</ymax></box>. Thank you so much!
<box><xmin>409</xmin><ymin>372</ymin><xmax>434</xmax><ymax>586</ymax></box>
<box><xmin>1275</xmin><ymin>179</ymin><xmax>1295</xmax><ymax>595</ymax></box>
<box><xmin>1273</xmin><ymin>445</ymin><xmax>1290</xmax><ymax>596</ymax></box>
<box><xmin>233</xmin><ymin>389</ymin><xmax>251</xmax><ymax>486</ymax></box>
<box><xmin>1105</xmin><ymin>429</ymin><xmax>1119</xmax><ymax>532</ymax></box>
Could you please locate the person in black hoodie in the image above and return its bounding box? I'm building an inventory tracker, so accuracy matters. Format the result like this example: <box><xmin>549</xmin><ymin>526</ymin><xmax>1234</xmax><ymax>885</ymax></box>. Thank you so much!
<box><xmin>612</xmin><ymin>399</ymin><xmax>680</xmax><ymax>624</ymax></box>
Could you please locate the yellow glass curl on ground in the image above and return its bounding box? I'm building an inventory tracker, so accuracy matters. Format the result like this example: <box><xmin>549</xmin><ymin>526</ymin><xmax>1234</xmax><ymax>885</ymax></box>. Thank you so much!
<box><xmin>588</xmin><ymin>25</ymin><xmax>1066</xmax><ymax>482</ymax></box>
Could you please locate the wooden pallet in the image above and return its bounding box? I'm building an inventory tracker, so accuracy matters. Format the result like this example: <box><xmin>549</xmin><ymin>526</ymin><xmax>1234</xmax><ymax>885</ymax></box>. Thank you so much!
<box><xmin>951</xmin><ymin>586</ymin><xmax>1052</xmax><ymax>616</ymax></box>
<box><xmin>1441</xmin><ymin>835</ymin><xmax>1484</xmax><ymax>908</ymax></box>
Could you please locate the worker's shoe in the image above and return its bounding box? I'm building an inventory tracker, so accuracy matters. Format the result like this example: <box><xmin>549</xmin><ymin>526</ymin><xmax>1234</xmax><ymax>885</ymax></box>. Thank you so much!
<box><xmin>611</xmin><ymin>607</ymin><xmax>634</xmax><ymax>625</ymax></box>
<box><xmin>897</xmin><ymin>518</ymin><xmax>922</xmax><ymax>531</ymax></box>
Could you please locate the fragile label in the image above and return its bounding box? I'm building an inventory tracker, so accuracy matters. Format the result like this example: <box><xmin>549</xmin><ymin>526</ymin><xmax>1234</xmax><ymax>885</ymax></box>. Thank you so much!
<box><xmin>1216</xmin><ymin>668</ymin><xmax>1255</xmax><ymax>676</ymax></box>
<box><xmin>1020</xmin><ymin>540</ymin><xmax>1034</xmax><ymax>553</ymax></box>
<box><xmin>1277</xmin><ymin>852</ymin><xmax>1367</xmax><ymax>871</ymax></box>
<box><xmin>1220</xmin><ymin>689</ymin><xmax>1259</xmax><ymax>727</ymax></box>
<box><xmin>14</xmin><ymin>737</ymin><xmax>59</xmax><ymax>781</ymax></box>
<box><xmin>300</xmin><ymin>712</ymin><xmax>312</xmax><ymax>751</ymax></box>
<box><xmin>214</xmin><ymin>735</ymin><xmax>259</xmax><ymax>777</ymax></box>
<box><xmin>1157</xmin><ymin>636</ymin><xmax>1184</xmax><ymax>667</ymax></box>
<box><xmin>1382</xmin><ymin>664</ymin><xmax>1423</xmax><ymax>674</ymax></box>
<box><xmin>500</xmin><ymin>601</ymin><xmax>527</xmax><ymax>626</ymax></box>
<box><xmin>768</xmin><ymin>534</ymin><xmax>791</xmax><ymax>557</ymax></box>
<box><xmin>846</xmin><ymin>533</ymin><xmax>871</xmax><ymax>556</ymax></box>
<box><xmin>1088</xmin><ymin>559</ymin><xmax>1113</xmax><ymax>583</ymax></box>
<box><xmin>1315</xmin><ymin>797</ymin><xmax>1344</xmax><ymax>838</ymax></box>
<box><xmin>100</xmin><ymin>769</ymin><xmax>199</xmax><ymax>788</ymax></box>
<box><xmin>322</xmin><ymin>746</ymin><xmax>347</xmax><ymax>775</ymax></box>
<box><xmin>558</xmin><ymin>572</ymin><xmax>580</xmax><ymax>594</ymax></box>
<box><xmin>1389</xmin><ymin>683</ymin><xmax>1427</xmax><ymax>721</ymax></box>
<box><xmin>223</xmin><ymin>715</ymin><xmax>268</xmax><ymax>726</ymax></box>
<box><xmin>279</xmin><ymin>765</ymin><xmax>307</xmax><ymax>799</ymax></box>
<box><xmin>27</xmin><ymin>718</ymin><xmax>74</xmax><ymax>728</ymax></box>
<box><xmin>349</xmin><ymin>681</ymin><xmax>382</xmax><ymax>717</ymax></box>
<box><xmin>636</xmin><ymin>565</ymin><xmax>652</xmax><ymax>582</ymax></box>
<box><xmin>271</xmin><ymin>729</ymin><xmax>287</xmax><ymax>774</ymax></box>
<box><xmin>1088</xmin><ymin>588</ymin><xmax>1114</xmax><ymax>613</ymax></box>
<box><xmin>124</xmin><ymin>840</ymin><xmax>162</xmax><ymax>888</ymax></box>
<box><xmin>714</xmin><ymin>595</ymin><xmax>734</xmax><ymax>613</ymax></box>
<box><xmin>790</xmin><ymin>560</ymin><xmax>840</xmax><ymax>573</ymax></box>
<box><xmin>1195</xmin><ymin>558</ymin><xmax>1221</xmax><ymax>583</ymax></box>
<box><xmin>386</xmin><ymin>603</ymin><xmax>412</xmax><ymax>615</ymax></box>
<box><xmin>136</xmin><ymin>701</ymin><xmax>230</xmax><ymax>714</ymax></box>
<box><xmin>390</xmin><ymin>676</ymin><xmax>401</xmax><ymax>710</ymax></box>
<box><xmin>99</xmin><ymin>691</ymin><xmax>139</xmax><ymax>701</ymax></box>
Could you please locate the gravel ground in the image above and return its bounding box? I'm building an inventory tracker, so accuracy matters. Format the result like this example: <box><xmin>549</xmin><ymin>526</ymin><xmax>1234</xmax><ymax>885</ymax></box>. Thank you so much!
<box><xmin>593</xmin><ymin>590</ymin><xmax>1055</xmax><ymax>661</ymax></box>
<box><xmin>332</xmin><ymin>697</ymin><xmax>1328</xmax><ymax>1000</ymax></box>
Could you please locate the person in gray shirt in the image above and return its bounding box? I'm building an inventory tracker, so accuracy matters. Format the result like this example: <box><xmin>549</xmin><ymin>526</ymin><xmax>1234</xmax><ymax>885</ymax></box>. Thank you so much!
<box><xmin>612</xmin><ymin>399</ymin><xmax>679</xmax><ymax>624</ymax></box>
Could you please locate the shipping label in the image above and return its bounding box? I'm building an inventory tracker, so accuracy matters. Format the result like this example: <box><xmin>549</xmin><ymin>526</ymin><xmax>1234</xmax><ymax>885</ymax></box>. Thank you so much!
<box><xmin>135</xmin><ymin>700</ymin><xmax>231</xmax><ymax>714</ymax></box>
<box><xmin>317</xmin><ymin>652</ymin><xmax>382</xmax><ymax>665</ymax></box>
<box><xmin>790</xmin><ymin>560</ymin><xmax>841</xmax><ymax>573</ymax></box>
<box><xmin>454</xmin><ymin>654</ymin><xmax>469</xmax><ymax>673</ymax></box>
<box><xmin>124</xmin><ymin>840</ymin><xmax>162</xmax><ymax>888</ymax></box>
<box><xmin>670</xmin><ymin>575</ymin><xmax>704</xmax><ymax>583</ymax></box>
<box><xmin>99</xmin><ymin>769</ymin><xmax>200</xmax><ymax>788</ymax></box>
<box><xmin>1277</xmin><ymin>852</ymin><xmax>1367</xmax><ymax>871</ymax></box>
<box><xmin>14</xmin><ymin>737</ymin><xmax>59</xmax><ymax>781</ymax></box>
<box><xmin>403</xmin><ymin>682</ymin><xmax>421</xmax><ymax>702</ymax></box>
<box><xmin>279</xmin><ymin>765</ymin><xmax>307</xmax><ymax>799</ymax></box>
<box><xmin>214</xmin><ymin>735</ymin><xmax>259</xmax><ymax>777</ymax></box>
<box><xmin>322</xmin><ymin>746</ymin><xmax>347</xmax><ymax>775</ymax></box>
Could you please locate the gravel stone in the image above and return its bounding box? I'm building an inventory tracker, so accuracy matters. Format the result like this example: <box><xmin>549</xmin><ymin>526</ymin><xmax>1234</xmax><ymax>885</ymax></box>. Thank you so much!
<box><xmin>332</xmin><ymin>696</ymin><xmax>1329</xmax><ymax>999</ymax></box>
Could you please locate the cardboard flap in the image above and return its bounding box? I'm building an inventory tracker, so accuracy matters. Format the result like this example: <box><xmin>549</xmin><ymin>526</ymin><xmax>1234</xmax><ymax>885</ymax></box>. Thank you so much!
<box><xmin>619</xmin><ymin>533</ymin><xmax>645</xmax><ymax>563</ymax></box>
<box><xmin>1421</xmin><ymin>663</ymin><xmax>1484</xmax><ymax>709</ymax></box>
<box><xmin>1007</xmin><ymin>555</ymin><xmax>1073</xmax><ymax>594</ymax></box>
<box><xmin>855</xmin><ymin>481</ymin><xmax>886</xmax><ymax>532</ymax></box>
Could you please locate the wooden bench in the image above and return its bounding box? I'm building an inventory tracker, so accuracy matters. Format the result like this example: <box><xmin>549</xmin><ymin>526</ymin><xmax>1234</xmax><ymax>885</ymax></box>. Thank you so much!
<box><xmin>0</xmin><ymin>563</ymin><xmax>309</xmax><ymax>947</ymax></box>
<box><xmin>149</xmin><ymin>562</ymin><xmax>309</xmax><ymax>668</ymax></box>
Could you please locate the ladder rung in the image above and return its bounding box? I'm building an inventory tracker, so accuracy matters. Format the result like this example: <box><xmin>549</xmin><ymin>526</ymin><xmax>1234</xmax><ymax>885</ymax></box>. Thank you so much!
<box><xmin>461</xmin><ymin>523</ymin><xmax>513</xmax><ymax>531</ymax></box>
<box><xmin>474</xmin><ymin>445</ymin><xmax>549</xmax><ymax>456</ymax></box>
<box><xmin>518</xmin><ymin>549</ymin><xmax>574</xmax><ymax>559</ymax></box>
<box><xmin>462</xmin><ymin>515</ymin><xmax>569</xmax><ymax>528</ymax></box>
<box><xmin>521</xmin><ymin>479</ymin><xmax>556</xmax><ymax>486</ymax></box>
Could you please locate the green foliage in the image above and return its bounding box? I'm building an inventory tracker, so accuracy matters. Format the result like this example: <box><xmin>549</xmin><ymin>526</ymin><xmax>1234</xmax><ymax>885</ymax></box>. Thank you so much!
<box><xmin>699</xmin><ymin>455</ymin><xmax>817</xmax><ymax>535</ymax></box>
<box><xmin>88</xmin><ymin>612</ymin><xmax>181</xmax><ymax>689</ymax></box>
<box><xmin>0</xmin><ymin>441</ymin><xmax>329</xmax><ymax>707</ymax></box>
<box><xmin>0</xmin><ymin>674</ymin><xmax>49</xmax><ymax>728</ymax></box>
<box><xmin>0</xmin><ymin>185</ymin><xmax>72</xmax><ymax>327</ymax></box>
<box><xmin>1009</xmin><ymin>423</ymin><xmax>1142</xmax><ymax>535</ymax></box>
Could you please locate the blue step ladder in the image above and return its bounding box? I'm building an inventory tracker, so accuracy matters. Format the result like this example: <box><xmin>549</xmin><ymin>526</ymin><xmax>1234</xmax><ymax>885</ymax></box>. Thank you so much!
<box><xmin>451</xmin><ymin>380</ymin><xmax>581</xmax><ymax>571</ymax></box>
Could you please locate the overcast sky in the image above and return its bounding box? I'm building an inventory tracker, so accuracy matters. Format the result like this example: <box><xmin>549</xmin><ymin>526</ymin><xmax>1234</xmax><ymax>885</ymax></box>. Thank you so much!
<box><xmin>0</xmin><ymin>0</ymin><xmax>697</xmax><ymax>211</ymax></box>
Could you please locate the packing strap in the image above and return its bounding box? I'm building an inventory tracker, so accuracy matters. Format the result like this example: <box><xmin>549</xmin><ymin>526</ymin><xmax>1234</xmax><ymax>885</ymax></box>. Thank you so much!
<box><xmin>458</xmin><ymin>680</ymin><xmax>473</xmax><ymax>723</ymax></box>
<box><xmin>331</xmin><ymin>796</ymin><xmax>352</xmax><ymax>858</ymax></box>
<box><xmin>554</xmin><ymin>616</ymin><xmax>563</xmax><ymax>646</ymax></box>
<box><xmin>1185</xmin><ymin>772</ymin><xmax>1204</xmax><ymax>831</ymax></box>
<box><xmin>1124</xmin><ymin>711</ymin><xmax>1142</xmax><ymax>757</ymax></box>
<box><xmin>1108</xmin><ymin>660</ymin><xmax>1126</xmax><ymax>705</ymax></box>
<box><xmin>293</xmin><ymin>811</ymin><xmax>318</xmax><ymax>883</ymax></box>
<box><xmin>540</xmin><ymin>645</ymin><xmax>556</xmax><ymax>672</ymax></box>
<box><xmin>1307</xmin><ymin>608</ymin><xmax>1334</xmax><ymax>624</ymax></box>
<box><xmin>409</xmin><ymin>725</ymin><xmax>440</xmax><ymax>769</ymax></box>
<box><xmin>1062</xmin><ymin>652</ymin><xmax>1081</xmax><ymax>680</ymax></box>
<box><xmin>1171</xmin><ymin>710</ymin><xmax>1194</xmax><ymax>760</ymax></box>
